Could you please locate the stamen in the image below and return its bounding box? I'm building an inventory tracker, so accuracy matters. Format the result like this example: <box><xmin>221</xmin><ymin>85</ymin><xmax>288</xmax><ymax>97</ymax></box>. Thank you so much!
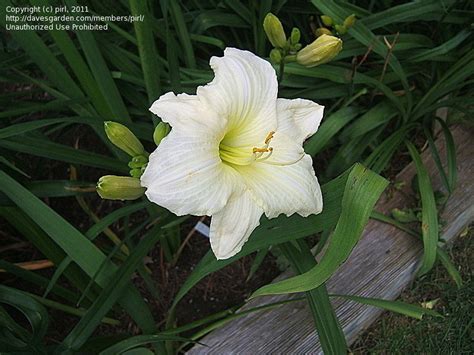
<box><xmin>265</xmin><ymin>131</ymin><xmax>275</xmax><ymax>144</ymax></box>
<box><xmin>253</xmin><ymin>147</ymin><xmax>271</xmax><ymax>153</ymax></box>
<box><xmin>252</xmin><ymin>131</ymin><xmax>275</xmax><ymax>162</ymax></box>
<box><xmin>256</xmin><ymin>147</ymin><xmax>273</xmax><ymax>162</ymax></box>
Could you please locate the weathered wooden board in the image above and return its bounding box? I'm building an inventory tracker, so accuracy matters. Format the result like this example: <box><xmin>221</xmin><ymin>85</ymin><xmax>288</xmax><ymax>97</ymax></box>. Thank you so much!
<box><xmin>187</xmin><ymin>124</ymin><xmax>474</xmax><ymax>354</ymax></box>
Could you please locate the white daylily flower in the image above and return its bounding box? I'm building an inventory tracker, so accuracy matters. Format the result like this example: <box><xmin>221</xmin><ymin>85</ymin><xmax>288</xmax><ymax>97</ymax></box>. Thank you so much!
<box><xmin>141</xmin><ymin>48</ymin><xmax>324</xmax><ymax>260</ymax></box>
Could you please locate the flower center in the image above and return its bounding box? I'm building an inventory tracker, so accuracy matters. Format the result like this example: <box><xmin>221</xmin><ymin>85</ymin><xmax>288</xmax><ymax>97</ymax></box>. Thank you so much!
<box><xmin>219</xmin><ymin>131</ymin><xmax>275</xmax><ymax>166</ymax></box>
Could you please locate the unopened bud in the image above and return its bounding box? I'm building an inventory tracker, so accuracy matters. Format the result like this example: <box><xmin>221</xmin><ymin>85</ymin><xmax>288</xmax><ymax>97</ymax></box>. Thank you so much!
<box><xmin>296</xmin><ymin>34</ymin><xmax>342</xmax><ymax>68</ymax></box>
<box><xmin>270</xmin><ymin>48</ymin><xmax>282</xmax><ymax>64</ymax></box>
<box><xmin>128</xmin><ymin>155</ymin><xmax>148</xmax><ymax>169</ymax></box>
<box><xmin>343</xmin><ymin>14</ymin><xmax>356</xmax><ymax>28</ymax></box>
<box><xmin>391</xmin><ymin>208</ymin><xmax>418</xmax><ymax>223</ymax></box>
<box><xmin>97</xmin><ymin>175</ymin><xmax>145</xmax><ymax>201</ymax></box>
<box><xmin>315</xmin><ymin>27</ymin><xmax>333</xmax><ymax>37</ymax></box>
<box><xmin>290</xmin><ymin>28</ymin><xmax>300</xmax><ymax>45</ymax></box>
<box><xmin>129</xmin><ymin>168</ymin><xmax>143</xmax><ymax>178</ymax></box>
<box><xmin>263</xmin><ymin>13</ymin><xmax>287</xmax><ymax>48</ymax></box>
<box><xmin>320</xmin><ymin>15</ymin><xmax>333</xmax><ymax>27</ymax></box>
<box><xmin>104</xmin><ymin>121</ymin><xmax>145</xmax><ymax>157</ymax></box>
<box><xmin>153</xmin><ymin>122</ymin><xmax>170</xmax><ymax>146</ymax></box>
<box><xmin>335</xmin><ymin>24</ymin><xmax>347</xmax><ymax>35</ymax></box>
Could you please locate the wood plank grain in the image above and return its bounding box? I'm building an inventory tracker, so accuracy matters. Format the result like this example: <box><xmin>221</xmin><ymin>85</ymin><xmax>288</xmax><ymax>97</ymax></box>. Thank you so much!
<box><xmin>187</xmin><ymin>125</ymin><xmax>474</xmax><ymax>354</ymax></box>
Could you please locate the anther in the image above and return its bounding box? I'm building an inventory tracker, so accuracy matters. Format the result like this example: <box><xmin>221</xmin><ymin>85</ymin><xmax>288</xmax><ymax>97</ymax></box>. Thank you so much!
<box><xmin>253</xmin><ymin>147</ymin><xmax>271</xmax><ymax>153</ymax></box>
<box><xmin>265</xmin><ymin>131</ymin><xmax>275</xmax><ymax>144</ymax></box>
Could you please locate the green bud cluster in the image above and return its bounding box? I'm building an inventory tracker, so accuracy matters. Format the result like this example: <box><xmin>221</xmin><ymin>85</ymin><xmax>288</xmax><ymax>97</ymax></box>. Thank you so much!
<box><xmin>98</xmin><ymin>120</ymin><xmax>170</xmax><ymax>201</ymax></box>
<box><xmin>315</xmin><ymin>13</ymin><xmax>356</xmax><ymax>37</ymax></box>
<box><xmin>128</xmin><ymin>155</ymin><xmax>148</xmax><ymax>178</ymax></box>
<box><xmin>263</xmin><ymin>13</ymin><xmax>301</xmax><ymax>65</ymax></box>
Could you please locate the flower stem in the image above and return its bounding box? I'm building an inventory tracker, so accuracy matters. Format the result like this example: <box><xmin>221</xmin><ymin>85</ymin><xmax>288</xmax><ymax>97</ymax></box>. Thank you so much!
<box><xmin>278</xmin><ymin>59</ymin><xmax>285</xmax><ymax>84</ymax></box>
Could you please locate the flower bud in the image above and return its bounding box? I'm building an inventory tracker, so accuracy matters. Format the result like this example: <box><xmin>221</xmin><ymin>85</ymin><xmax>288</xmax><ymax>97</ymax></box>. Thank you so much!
<box><xmin>296</xmin><ymin>34</ymin><xmax>342</xmax><ymax>68</ymax></box>
<box><xmin>104</xmin><ymin>121</ymin><xmax>145</xmax><ymax>157</ymax></box>
<box><xmin>290</xmin><ymin>28</ymin><xmax>300</xmax><ymax>45</ymax></box>
<box><xmin>343</xmin><ymin>14</ymin><xmax>357</xmax><ymax>28</ymax></box>
<box><xmin>315</xmin><ymin>27</ymin><xmax>333</xmax><ymax>37</ymax></box>
<box><xmin>335</xmin><ymin>24</ymin><xmax>347</xmax><ymax>35</ymax></box>
<box><xmin>263</xmin><ymin>13</ymin><xmax>287</xmax><ymax>48</ymax></box>
<box><xmin>320</xmin><ymin>15</ymin><xmax>333</xmax><ymax>27</ymax></box>
<box><xmin>129</xmin><ymin>168</ymin><xmax>143</xmax><ymax>178</ymax></box>
<box><xmin>391</xmin><ymin>208</ymin><xmax>418</xmax><ymax>223</ymax></box>
<box><xmin>269</xmin><ymin>48</ymin><xmax>282</xmax><ymax>64</ymax></box>
<box><xmin>153</xmin><ymin>122</ymin><xmax>171</xmax><ymax>146</ymax></box>
<box><xmin>128</xmin><ymin>155</ymin><xmax>148</xmax><ymax>169</ymax></box>
<box><xmin>97</xmin><ymin>175</ymin><xmax>145</xmax><ymax>200</ymax></box>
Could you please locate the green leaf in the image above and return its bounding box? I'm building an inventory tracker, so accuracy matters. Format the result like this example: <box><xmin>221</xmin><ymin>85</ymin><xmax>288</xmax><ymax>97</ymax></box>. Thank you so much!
<box><xmin>0</xmin><ymin>170</ymin><xmax>155</xmax><ymax>334</ymax></box>
<box><xmin>409</xmin><ymin>30</ymin><xmax>471</xmax><ymax>62</ymax></box>
<box><xmin>0</xmin><ymin>260</ymin><xmax>76</xmax><ymax>301</ymax></box>
<box><xmin>371</xmin><ymin>211</ymin><xmax>463</xmax><ymax>289</ymax></box>
<box><xmin>435</xmin><ymin>118</ymin><xmax>457</xmax><ymax>193</ymax></box>
<box><xmin>86</xmin><ymin>201</ymin><xmax>149</xmax><ymax>240</ymax></box>
<box><xmin>0</xmin><ymin>5</ymin><xmax>86</xmax><ymax>104</ymax></box>
<box><xmin>129</xmin><ymin>0</ymin><xmax>161</xmax><ymax>104</ymax></box>
<box><xmin>0</xmin><ymin>136</ymin><xmax>127</xmax><ymax>173</ymax></box>
<box><xmin>64</xmin><ymin>0</ymin><xmax>131</xmax><ymax>123</ymax></box>
<box><xmin>304</xmin><ymin>106</ymin><xmax>360</xmax><ymax>156</ymax></box>
<box><xmin>436</xmin><ymin>248</ymin><xmax>463</xmax><ymax>289</ymax></box>
<box><xmin>331</xmin><ymin>294</ymin><xmax>442</xmax><ymax>320</ymax></box>
<box><xmin>0</xmin><ymin>99</ymin><xmax>89</xmax><ymax>119</ymax></box>
<box><xmin>60</xmin><ymin>225</ymin><xmax>163</xmax><ymax>351</ymax></box>
<box><xmin>280</xmin><ymin>241</ymin><xmax>347</xmax><ymax>354</ymax></box>
<box><xmin>0</xmin><ymin>285</ymin><xmax>49</xmax><ymax>350</ymax></box>
<box><xmin>250</xmin><ymin>164</ymin><xmax>388</xmax><ymax>297</ymax></box>
<box><xmin>365</xmin><ymin>126</ymin><xmax>410</xmax><ymax>174</ymax></box>
<box><xmin>169</xmin><ymin>1</ymin><xmax>196</xmax><ymax>69</ymax></box>
<box><xmin>32</xmin><ymin>0</ymin><xmax>114</xmax><ymax>121</ymax></box>
<box><xmin>406</xmin><ymin>141</ymin><xmax>438</xmax><ymax>276</ymax></box>
<box><xmin>246</xmin><ymin>248</ymin><xmax>269</xmax><ymax>282</ymax></box>
<box><xmin>191</xmin><ymin>10</ymin><xmax>250</xmax><ymax>33</ymax></box>
<box><xmin>338</xmin><ymin>101</ymin><xmax>397</xmax><ymax>142</ymax></box>
<box><xmin>363</xmin><ymin>1</ymin><xmax>445</xmax><ymax>29</ymax></box>
<box><xmin>99</xmin><ymin>335</ymin><xmax>191</xmax><ymax>355</ymax></box>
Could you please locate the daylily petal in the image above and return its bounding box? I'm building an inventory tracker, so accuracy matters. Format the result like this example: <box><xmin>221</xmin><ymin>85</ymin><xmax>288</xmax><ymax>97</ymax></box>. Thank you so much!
<box><xmin>141</xmin><ymin>131</ymin><xmax>242</xmax><ymax>216</ymax></box>
<box><xmin>210</xmin><ymin>190</ymin><xmax>263</xmax><ymax>260</ymax></box>
<box><xmin>150</xmin><ymin>92</ymin><xmax>226</xmax><ymax>138</ymax></box>
<box><xmin>197</xmin><ymin>48</ymin><xmax>278</xmax><ymax>147</ymax></box>
<box><xmin>240</xmin><ymin>155</ymin><xmax>322</xmax><ymax>219</ymax></box>
<box><xmin>276</xmin><ymin>98</ymin><xmax>324</xmax><ymax>144</ymax></box>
